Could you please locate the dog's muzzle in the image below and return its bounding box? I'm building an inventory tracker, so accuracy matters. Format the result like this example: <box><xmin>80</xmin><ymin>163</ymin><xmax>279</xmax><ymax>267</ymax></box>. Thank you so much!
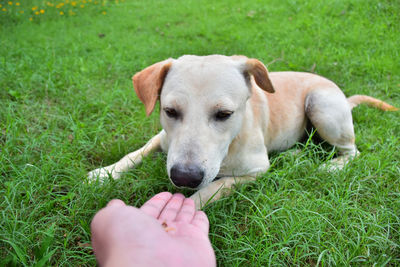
<box><xmin>170</xmin><ymin>164</ymin><xmax>204</xmax><ymax>188</ymax></box>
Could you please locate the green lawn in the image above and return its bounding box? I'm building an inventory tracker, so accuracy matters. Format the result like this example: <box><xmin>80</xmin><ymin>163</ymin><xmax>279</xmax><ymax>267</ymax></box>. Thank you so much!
<box><xmin>1</xmin><ymin>0</ymin><xmax>399</xmax><ymax>265</ymax></box>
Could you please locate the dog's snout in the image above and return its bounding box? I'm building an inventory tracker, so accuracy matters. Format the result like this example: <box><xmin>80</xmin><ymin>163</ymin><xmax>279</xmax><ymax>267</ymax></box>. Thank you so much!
<box><xmin>170</xmin><ymin>164</ymin><xmax>204</xmax><ymax>188</ymax></box>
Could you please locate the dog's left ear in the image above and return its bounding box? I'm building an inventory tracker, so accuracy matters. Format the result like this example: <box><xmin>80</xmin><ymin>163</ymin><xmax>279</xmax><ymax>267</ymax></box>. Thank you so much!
<box><xmin>132</xmin><ymin>59</ymin><xmax>173</xmax><ymax>116</ymax></box>
<box><xmin>244</xmin><ymin>59</ymin><xmax>275</xmax><ymax>93</ymax></box>
<box><xmin>233</xmin><ymin>56</ymin><xmax>275</xmax><ymax>93</ymax></box>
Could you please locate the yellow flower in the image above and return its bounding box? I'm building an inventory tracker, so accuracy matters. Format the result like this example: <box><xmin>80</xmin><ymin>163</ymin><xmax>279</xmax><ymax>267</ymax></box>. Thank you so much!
<box><xmin>60</xmin><ymin>11</ymin><xmax>64</xmax><ymax>15</ymax></box>
<box><xmin>8</xmin><ymin>1</ymin><xmax>12</xmax><ymax>5</ymax></box>
<box><xmin>32</xmin><ymin>6</ymin><xmax>38</xmax><ymax>11</ymax></box>
<box><xmin>0</xmin><ymin>4</ymin><xmax>2</xmax><ymax>8</ymax></box>
<box><xmin>16</xmin><ymin>2</ymin><xmax>20</xmax><ymax>6</ymax></box>
<box><xmin>71</xmin><ymin>1</ymin><xmax>77</xmax><ymax>6</ymax></box>
<box><xmin>82</xmin><ymin>0</ymin><xmax>87</xmax><ymax>3</ymax></box>
<box><xmin>102</xmin><ymin>11</ymin><xmax>106</xmax><ymax>15</ymax></box>
<box><xmin>29</xmin><ymin>17</ymin><xmax>33</xmax><ymax>21</ymax></box>
<box><xmin>40</xmin><ymin>9</ymin><xmax>45</xmax><ymax>14</ymax></box>
<box><xmin>2</xmin><ymin>8</ymin><xmax>6</xmax><ymax>11</ymax></box>
<box><xmin>66</xmin><ymin>0</ymin><xmax>69</xmax><ymax>3</ymax></box>
<box><xmin>35</xmin><ymin>11</ymin><xmax>39</xmax><ymax>15</ymax></box>
<box><xmin>80</xmin><ymin>4</ymin><xmax>84</xmax><ymax>8</ymax></box>
<box><xmin>19</xmin><ymin>10</ymin><xmax>24</xmax><ymax>13</ymax></box>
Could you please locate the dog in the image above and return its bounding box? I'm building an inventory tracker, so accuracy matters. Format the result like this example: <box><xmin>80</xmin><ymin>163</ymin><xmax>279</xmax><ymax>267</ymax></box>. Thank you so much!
<box><xmin>88</xmin><ymin>55</ymin><xmax>397</xmax><ymax>209</ymax></box>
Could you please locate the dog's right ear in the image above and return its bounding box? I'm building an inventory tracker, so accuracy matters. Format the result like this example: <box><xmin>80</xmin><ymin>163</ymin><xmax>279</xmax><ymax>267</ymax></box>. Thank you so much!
<box><xmin>132</xmin><ymin>59</ymin><xmax>173</xmax><ymax>116</ymax></box>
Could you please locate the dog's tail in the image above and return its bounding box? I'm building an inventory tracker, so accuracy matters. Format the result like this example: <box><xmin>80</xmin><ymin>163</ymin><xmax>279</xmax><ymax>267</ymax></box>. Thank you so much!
<box><xmin>347</xmin><ymin>95</ymin><xmax>398</xmax><ymax>111</ymax></box>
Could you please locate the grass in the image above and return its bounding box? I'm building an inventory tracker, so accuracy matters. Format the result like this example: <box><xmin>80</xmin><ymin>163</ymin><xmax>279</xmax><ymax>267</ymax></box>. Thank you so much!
<box><xmin>1</xmin><ymin>0</ymin><xmax>399</xmax><ymax>265</ymax></box>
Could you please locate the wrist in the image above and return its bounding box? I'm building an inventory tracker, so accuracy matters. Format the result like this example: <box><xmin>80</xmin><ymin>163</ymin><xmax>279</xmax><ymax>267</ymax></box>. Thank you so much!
<box><xmin>102</xmin><ymin>245</ymin><xmax>164</xmax><ymax>267</ymax></box>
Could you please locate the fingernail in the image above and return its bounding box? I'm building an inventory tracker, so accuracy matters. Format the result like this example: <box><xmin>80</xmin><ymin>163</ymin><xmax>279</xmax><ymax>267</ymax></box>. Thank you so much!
<box><xmin>106</xmin><ymin>199</ymin><xmax>125</xmax><ymax>207</ymax></box>
<box><xmin>173</xmin><ymin>193</ymin><xmax>185</xmax><ymax>198</ymax></box>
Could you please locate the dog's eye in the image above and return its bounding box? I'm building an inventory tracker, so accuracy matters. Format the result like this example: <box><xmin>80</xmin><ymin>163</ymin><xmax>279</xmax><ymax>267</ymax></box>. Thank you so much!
<box><xmin>215</xmin><ymin>110</ymin><xmax>233</xmax><ymax>121</ymax></box>
<box><xmin>164</xmin><ymin>108</ymin><xmax>180</xmax><ymax>119</ymax></box>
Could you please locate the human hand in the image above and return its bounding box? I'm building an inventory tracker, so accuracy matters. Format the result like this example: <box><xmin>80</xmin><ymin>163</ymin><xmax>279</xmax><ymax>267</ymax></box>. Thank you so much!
<box><xmin>91</xmin><ymin>192</ymin><xmax>216</xmax><ymax>267</ymax></box>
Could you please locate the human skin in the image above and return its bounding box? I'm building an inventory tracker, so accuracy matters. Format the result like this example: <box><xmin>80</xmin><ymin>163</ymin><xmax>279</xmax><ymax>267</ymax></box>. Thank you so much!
<box><xmin>91</xmin><ymin>192</ymin><xmax>216</xmax><ymax>267</ymax></box>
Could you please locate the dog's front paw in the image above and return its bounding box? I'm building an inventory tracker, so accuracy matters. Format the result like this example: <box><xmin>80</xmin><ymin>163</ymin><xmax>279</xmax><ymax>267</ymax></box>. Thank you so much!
<box><xmin>189</xmin><ymin>193</ymin><xmax>203</xmax><ymax>210</ymax></box>
<box><xmin>319</xmin><ymin>162</ymin><xmax>342</xmax><ymax>172</ymax></box>
<box><xmin>190</xmin><ymin>192</ymin><xmax>211</xmax><ymax>210</ymax></box>
<box><xmin>87</xmin><ymin>166</ymin><xmax>121</xmax><ymax>183</ymax></box>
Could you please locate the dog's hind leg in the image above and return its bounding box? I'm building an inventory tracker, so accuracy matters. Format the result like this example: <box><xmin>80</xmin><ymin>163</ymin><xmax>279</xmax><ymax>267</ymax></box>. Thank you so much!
<box><xmin>305</xmin><ymin>89</ymin><xmax>359</xmax><ymax>170</ymax></box>
<box><xmin>88</xmin><ymin>131</ymin><xmax>165</xmax><ymax>182</ymax></box>
<box><xmin>190</xmin><ymin>176</ymin><xmax>256</xmax><ymax>209</ymax></box>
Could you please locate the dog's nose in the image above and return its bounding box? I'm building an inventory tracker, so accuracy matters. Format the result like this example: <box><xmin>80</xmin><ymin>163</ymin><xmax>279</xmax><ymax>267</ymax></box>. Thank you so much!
<box><xmin>170</xmin><ymin>164</ymin><xmax>204</xmax><ymax>188</ymax></box>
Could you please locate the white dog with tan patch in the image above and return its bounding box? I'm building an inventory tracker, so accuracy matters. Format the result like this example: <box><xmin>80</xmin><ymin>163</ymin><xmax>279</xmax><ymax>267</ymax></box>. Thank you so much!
<box><xmin>88</xmin><ymin>55</ymin><xmax>397</xmax><ymax>209</ymax></box>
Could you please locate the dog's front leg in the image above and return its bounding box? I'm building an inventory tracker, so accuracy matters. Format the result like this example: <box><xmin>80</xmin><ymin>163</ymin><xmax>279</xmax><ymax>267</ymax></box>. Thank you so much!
<box><xmin>190</xmin><ymin>176</ymin><xmax>256</xmax><ymax>210</ymax></box>
<box><xmin>88</xmin><ymin>131</ymin><xmax>164</xmax><ymax>182</ymax></box>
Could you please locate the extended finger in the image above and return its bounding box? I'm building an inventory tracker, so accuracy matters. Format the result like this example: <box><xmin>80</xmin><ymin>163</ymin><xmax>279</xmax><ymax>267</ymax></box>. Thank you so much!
<box><xmin>106</xmin><ymin>199</ymin><xmax>126</xmax><ymax>208</ymax></box>
<box><xmin>191</xmin><ymin>210</ymin><xmax>209</xmax><ymax>235</ymax></box>
<box><xmin>175</xmin><ymin>197</ymin><xmax>195</xmax><ymax>223</ymax></box>
<box><xmin>158</xmin><ymin>193</ymin><xmax>185</xmax><ymax>221</ymax></box>
<box><xmin>140</xmin><ymin>192</ymin><xmax>173</xmax><ymax>218</ymax></box>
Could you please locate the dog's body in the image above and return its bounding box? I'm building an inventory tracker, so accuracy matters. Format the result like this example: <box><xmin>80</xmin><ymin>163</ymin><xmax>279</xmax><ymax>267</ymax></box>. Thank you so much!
<box><xmin>88</xmin><ymin>55</ymin><xmax>397</xmax><ymax>209</ymax></box>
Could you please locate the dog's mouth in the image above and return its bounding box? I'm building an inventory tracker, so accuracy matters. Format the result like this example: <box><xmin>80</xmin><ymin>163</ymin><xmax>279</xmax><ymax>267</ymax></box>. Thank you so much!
<box><xmin>212</xmin><ymin>176</ymin><xmax>222</xmax><ymax>182</ymax></box>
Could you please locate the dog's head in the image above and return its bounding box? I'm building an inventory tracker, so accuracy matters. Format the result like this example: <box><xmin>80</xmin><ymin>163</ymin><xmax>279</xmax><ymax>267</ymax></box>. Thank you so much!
<box><xmin>132</xmin><ymin>55</ymin><xmax>274</xmax><ymax>189</ymax></box>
